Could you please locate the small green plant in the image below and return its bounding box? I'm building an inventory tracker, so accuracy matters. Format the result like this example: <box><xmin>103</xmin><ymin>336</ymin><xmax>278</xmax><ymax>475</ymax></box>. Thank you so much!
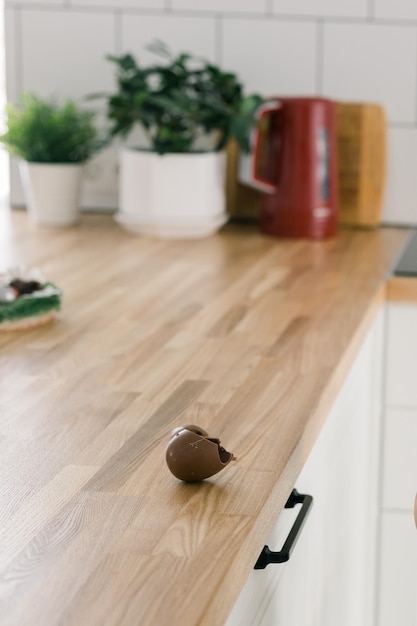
<box><xmin>0</xmin><ymin>93</ymin><xmax>102</xmax><ymax>163</ymax></box>
<box><xmin>96</xmin><ymin>41</ymin><xmax>262</xmax><ymax>155</ymax></box>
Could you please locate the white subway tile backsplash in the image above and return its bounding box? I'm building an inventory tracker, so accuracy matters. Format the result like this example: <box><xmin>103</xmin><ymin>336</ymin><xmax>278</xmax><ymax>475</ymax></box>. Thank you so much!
<box><xmin>72</xmin><ymin>0</ymin><xmax>164</xmax><ymax>8</ymax></box>
<box><xmin>21</xmin><ymin>11</ymin><xmax>116</xmax><ymax>101</ymax></box>
<box><xmin>375</xmin><ymin>0</ymin><xmax>417</xmax><ymax>21</ymax></box>
<box><xmin>6</xmin><ymin>0</ymin><xmax>64</xmax><ymax>4</ymax></box>
<box><xmin>273</xmin><ymin>0</ymin><xmax>367</xmax><ymax>18</ymax></box>
<box><xmin>9</xmin><ymin>159</ymin><xmax>25</xmax><ymax>207</ymax></box>
<box><xmin>222</xmin><ymin>18</ymin><xmax>317</xmax><ymax>95</ymax></box>
<box><xmin>172</xmin><ymin>0</ymin><xmax>266</xmax><ymax>13</ymax></box>
<box><xmin>382</xmin><ymin>127</ymin><xmax>417</xmax><ymax>225</ymax></box>
<box><xmin>82</xmin><ymin>147</ymin><xmax>119</xmax><ymax>210</ymax></box>
<box><xmin>4</xmin><ymin>8</ymin><xmax>19</xmax><ymax>102</ymax></box>
<box><xmin>121</xmin><ymin>14</ymin><xmax>216</xmax><ymax>63</ymax></box>
<box><xmin>323</xmin><ymin>23</ymin><xmax>417</xmax><ymax>124</ymax></box>
<box><xmin>6</xmin><ymin>0</ymin><xmax>417</xmax><ymax>222</ymax></box>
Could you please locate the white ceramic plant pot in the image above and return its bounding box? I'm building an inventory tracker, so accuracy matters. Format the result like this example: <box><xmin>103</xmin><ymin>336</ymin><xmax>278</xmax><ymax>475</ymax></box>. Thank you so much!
<box><xmin>19</xmin><ymin>161</ymin><xmax>83</xmax><ymax>226</ymax></box>
<box><xmin>115</xmin><ymin>148</ymin><xmax>228</xmax><ymax>239</ymax></box>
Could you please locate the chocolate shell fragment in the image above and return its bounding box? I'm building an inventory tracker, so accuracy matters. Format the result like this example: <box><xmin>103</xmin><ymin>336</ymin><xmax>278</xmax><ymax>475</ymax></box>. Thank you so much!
<box><xmin>165</xmin><ymin>424</ymin><xmax>236</xmax><ymax>482</ymax></box>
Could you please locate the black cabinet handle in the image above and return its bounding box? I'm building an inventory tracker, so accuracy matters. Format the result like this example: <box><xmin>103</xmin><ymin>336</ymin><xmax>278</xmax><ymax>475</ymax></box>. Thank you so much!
<box><xmin>254</xmin><ymin>489</ymin><xmax>313</xmax><ymax>569</ymax></box>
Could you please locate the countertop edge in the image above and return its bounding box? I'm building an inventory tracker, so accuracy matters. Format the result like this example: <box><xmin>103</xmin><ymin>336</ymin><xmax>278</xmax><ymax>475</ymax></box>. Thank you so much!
<box><xmin>201</xmin><ymin>284</ymin><xmax>387</xmax><ymax>626</ymax></box>
<box><xmin>387</xmin><ymin>276</ymin><xmax>417</xmax><ymax>302</ymax></box>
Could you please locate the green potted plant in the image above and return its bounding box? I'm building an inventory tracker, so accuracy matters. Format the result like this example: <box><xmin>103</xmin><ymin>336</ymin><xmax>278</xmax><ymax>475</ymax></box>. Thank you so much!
<box><xmin>98</xmin><ymin>42</ymin><xmax>261</xmax><ymax>238</ymax></box>
<box><xmin>0</xmin><ymin>93</ymin><xmax>102</xmax><ymax>226</ymax></box>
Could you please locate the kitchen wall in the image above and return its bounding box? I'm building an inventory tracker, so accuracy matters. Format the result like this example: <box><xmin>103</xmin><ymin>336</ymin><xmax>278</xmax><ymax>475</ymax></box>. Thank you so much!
<box><xmin>0</xmin><ymin>0</ymin><xmax>8</xmax><ymax>199</ymax></box>
<box><xmin>4</xmin><ymin>0</ymin><xmax>417</xmax><ymax>224</ymax></box>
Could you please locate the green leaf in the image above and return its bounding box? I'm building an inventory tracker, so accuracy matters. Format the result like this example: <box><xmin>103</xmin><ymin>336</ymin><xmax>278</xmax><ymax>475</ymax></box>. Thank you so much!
<box><xmin>0</xmin><ymin>92</ymin><xmax>104</xmax><ymax>162</ymax></box>
<box><xmin>146</xmin><ymin>39</ymin><xmax>173</xmax><ymax>59</ymax></box>
<box><xmin>107</xmin><ymin>54</ymin><xmax>138</xmax><ymax>72</ymax></box>
<box><xmin>90</xmin><ymin>41</ymin><xmax>262</xmax><ymax>154</ymax></box>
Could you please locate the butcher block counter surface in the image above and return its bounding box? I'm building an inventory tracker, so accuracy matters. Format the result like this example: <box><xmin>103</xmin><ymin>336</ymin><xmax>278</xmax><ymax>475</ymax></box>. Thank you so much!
<box><xmin>0</xmin><ymin>210</ymin><xmax>409</xmax><ymax>626</ymax></box>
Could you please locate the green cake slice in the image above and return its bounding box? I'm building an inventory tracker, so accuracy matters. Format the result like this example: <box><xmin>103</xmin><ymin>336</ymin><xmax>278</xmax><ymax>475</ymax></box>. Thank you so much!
<box><xmin>0</xmin><ymin>283</ymin><xmax>62</xmax><ymax>331</ymax></box>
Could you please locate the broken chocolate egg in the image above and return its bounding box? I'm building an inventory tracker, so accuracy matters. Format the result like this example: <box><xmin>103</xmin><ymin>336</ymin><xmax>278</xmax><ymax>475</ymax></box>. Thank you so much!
<box><xmin>165</xmin><ymin>424</ymin><xmax>236</xmax><ymax>483</ymax></box>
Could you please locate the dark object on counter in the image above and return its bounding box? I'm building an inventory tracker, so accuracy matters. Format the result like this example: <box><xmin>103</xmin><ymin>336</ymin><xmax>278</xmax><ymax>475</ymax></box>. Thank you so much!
<box><xmin>165</xmin><ymin>424</ymin><xmax>236</xmax><ymax>482</ymax></box>
<box><xmin>393</xmin><ymin>230</ymin><xmax>417</xmax><ymax>276</ymax></box>
<box><xmin>239</xmin><ymin>97</ymin><xmax>338</xmax><ymax>240</ymax></box>
<box><xmin>10</xmin><ymin>279</ymin><xmax>43</xmax><ymax>295</ymax></box>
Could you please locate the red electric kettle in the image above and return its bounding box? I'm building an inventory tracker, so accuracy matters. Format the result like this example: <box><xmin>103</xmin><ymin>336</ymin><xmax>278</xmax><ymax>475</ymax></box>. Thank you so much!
<box><xmin>239</xmin><ymin>97</ymin><xmax>338</xmax><ymax>239</ymax></box>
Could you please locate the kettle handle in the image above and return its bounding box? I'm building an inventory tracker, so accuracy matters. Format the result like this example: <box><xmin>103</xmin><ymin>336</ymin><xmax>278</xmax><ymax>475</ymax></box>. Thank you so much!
<box><xmin>238</xmin><ymin>100</ymin><xmax>282</xmax><ymax>194</ymax></box>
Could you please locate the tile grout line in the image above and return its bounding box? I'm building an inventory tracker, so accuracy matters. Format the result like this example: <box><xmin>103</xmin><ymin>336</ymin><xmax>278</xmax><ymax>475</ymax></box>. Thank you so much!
<box><xmin>214</xmin><ymin>13</ymin><xmax>222</xmax><ymax>66</ymax></box>
<box><xmin>3</xmin><ymin>3</ymin><xmax>168</xmax><ymax>15</ymax></box>
<box><xmin>367</xmin><ymin>0</ymin><xmax>375</xmax><ymax>20</ymax></box>
<box><xmin>15</xmin><ymin>6</ymin><xmax>23</xmax><ymax>96</ymax></box>
<box><xmin>315</xmin><ymin>18</ymin><xmax>324</xmax><ymax>96</ymax></box>
<box><xmin>114</xmin><ymin>9</ymin><xmax>122</xmax><ymax>55</ymax></box>
<box><xmin>265</xmin><ymin>0</ymin><xmax>273</xmax><ymax>16</ymax></box>
<box><xmin>414</xmin><ymin>24</ymin><xmax>417</xmax><ymax>125</ymax></box>
<box><xmin>389</xmin><ymin>121</ymin><xmax>417</xmax><ymax>128</ymax></box>
<box><xmin>7</xmin><ymin>4</ymin><xmax>417</xmax><ymax>28</ymax></box>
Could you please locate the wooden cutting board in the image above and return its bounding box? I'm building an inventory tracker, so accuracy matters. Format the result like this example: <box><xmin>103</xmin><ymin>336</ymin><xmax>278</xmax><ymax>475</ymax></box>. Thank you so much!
<box><xmin>225</xmin><ymin>138</ymin><xmax>261</xmax><ymax>221</ymax></box>
<box><xmin>336</xmin><ymin>102</ymin><xmax>387</xmax><ymax>228</ymax></box>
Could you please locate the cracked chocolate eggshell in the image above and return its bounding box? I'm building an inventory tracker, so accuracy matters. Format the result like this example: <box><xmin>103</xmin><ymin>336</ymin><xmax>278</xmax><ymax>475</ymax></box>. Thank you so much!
<box><xmin>165</xmin><ymin>425</ymin><xmax>235</xmax><ymax>482</ymax></box>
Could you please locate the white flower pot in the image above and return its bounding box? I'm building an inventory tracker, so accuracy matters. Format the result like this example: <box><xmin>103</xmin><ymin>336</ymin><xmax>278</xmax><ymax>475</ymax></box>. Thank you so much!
<box><xmin>19</xmin><ymin>161</ymin><xmax>83</xmax><ymax>226</ymax></box>
<box><xmin>115</xmin><ymin>148</ymin><xmax>228</xmax><ymax>239</ymax></box>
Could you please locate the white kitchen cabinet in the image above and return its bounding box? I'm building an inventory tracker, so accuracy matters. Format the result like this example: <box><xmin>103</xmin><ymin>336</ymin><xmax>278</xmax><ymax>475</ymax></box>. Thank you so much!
<box><xmin>227</xmin><ymin>315</ymin><xmax>382</xmax><ymax>626</ymax></box>
<box><xmin>377</xmin><ymin>302</ymin><xmax>417</xmax><ymax>625</ymax></box>
<box><xmin>385</xmin><ymin>303</ymin><xmax>417</xmax><ymax>407</ymax></box>
<box><xmin>378</xmin><ymin>513</ymin><xmax>417</xmax><ymax>626</ymax></box>
<box><xmin>225</xmin><ymin>505</ymin><xmax>308</xmax><ymax>626</ymax></box>
<box><xmin>382</xmin><ymin>407</ymin><xmax>417</xmax><ymax>510</ymax></box>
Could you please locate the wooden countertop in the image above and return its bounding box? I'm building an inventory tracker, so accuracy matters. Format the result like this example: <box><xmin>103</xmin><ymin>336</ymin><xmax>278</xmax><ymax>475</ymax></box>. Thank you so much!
<box><xmin>0</xmin><ymin>210</ymin><xmax>409</xmax><ymax>626</ymax></box>
<box><xmin>387</xmin><ymin>275</ymin><xmax>417</xmax><ymax>302</ymax></box>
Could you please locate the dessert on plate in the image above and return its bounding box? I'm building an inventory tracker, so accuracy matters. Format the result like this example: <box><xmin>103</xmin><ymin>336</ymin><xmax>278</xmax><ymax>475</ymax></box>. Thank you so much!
<box><xmin>0</xmin><ymin>269</ymin><xmax>62</xmax><ymax>331</ymax></box>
